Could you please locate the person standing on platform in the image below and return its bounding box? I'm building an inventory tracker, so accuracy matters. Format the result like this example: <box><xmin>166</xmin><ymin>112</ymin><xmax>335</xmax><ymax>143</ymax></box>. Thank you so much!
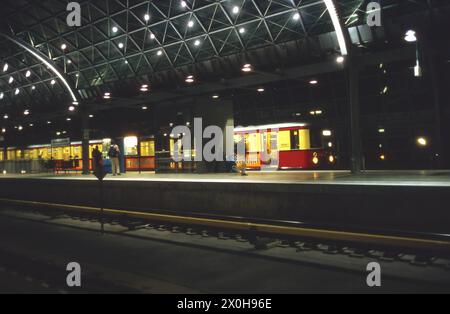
<box><xmin>108</xmin><ymin>144</ymin><xmax>121</xmax><ymax>176</ymax></box>
<box><xmin>92</xmin><ymin>146</ymin><xmax>102</xmax><ymax>174</ymax></box>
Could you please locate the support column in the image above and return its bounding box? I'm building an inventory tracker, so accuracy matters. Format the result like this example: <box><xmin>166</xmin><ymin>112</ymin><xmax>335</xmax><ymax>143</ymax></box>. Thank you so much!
<box><xmin>81</xmin><ymin>110</ymin><xmax>90</xmax><ymax>175</ymax></box>
<box><xmin>193</xmin><ymin>98</ymin><xmax>234</xmax><ymax>173</ymax></box>
<box><xmin>349</xmin><ymin>60</ymin><xmax>363</xmax><ymax>174</ymax></box>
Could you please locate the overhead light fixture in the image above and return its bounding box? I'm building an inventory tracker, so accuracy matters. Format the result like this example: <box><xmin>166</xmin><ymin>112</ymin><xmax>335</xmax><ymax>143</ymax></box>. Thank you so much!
<box><xmin>140</xmin><ymin>84</ymin><xmax>149</xmax><ymax>92</ymax></box>
<box><xmin>144</xmin><ymin>14</ymin><xmax>150</xmax><ymax>22</ymax></box>
<box><xmin>150</xmin><ymin>33</ymin><xmax>156</xmax><ymax>40</ymax></box>
<box><xmin>212</xmin><ymin>95</ymin><xmax>219</xmax><ymax>99</ymax></box>
<box><xmin>118</xmin><ymin>43</ymin><xmax>124</xmax><ymax>49</ymax></box>
<box><xmin>68</xmin><ymin>106</ymin><xmax>75</xmax><ymax>112</ymax></box>
<box><xmin>324</xmin><ymin>0</ymin><xmax>348</xmax><ymax>56</ymax></box>
<box><xmin>257</xmin><ymin>88</ymin><xmax>265</xmax><ymax>93</ymax></box>
<box><xmin>3</xmin><ymin>114</ymin><xmax>9</xmax><ymax>119</ymax></box>
<box><xmin>104</xmin><ymin>92</ymin><xmax>111</xmax><ymax>99</ymax></box>
<box><xmin>194</xmin><ymin>39</ymin><xmax>201</xmax><ymax>46</ymax></box>
<box><xmin>89</xmin><ymin>115</ymin><xmax>94</xmax><ymax>118</ymax></box>
<box><xmin>404</xmin><ymin>30</ymin><xmax>417</xmax><ymax>43</ymax></box>
<box><xmin>66</xmin><ymin>118</ymin><xmax>72</xmax><ymax>121</ymax></box>
<box><xmin>309</xmin><ymin>80</ymin><xmax>318</xmax><ymax>85</ymax></box>
<box><xmin>187</xmin><ymin>20</ymin><xmax>194</xmax><ymax>28</ymax></box>
<box><xmin>25</xmin><ymin>70</ymin><xmax>31</xmax><ymax>78</ymax></box>
<box><xmin>142</xmin><ymin>106</ymin><xmax>148</xmax><ymax>110</ymax></box>
<box><xmin>232</xmin><ymin>6</ymin><xmax>240</xmax><ymax>14</ymax></box>
<box><xmin>8</xmin><ymin>76</ymin><xmax>13</xmax><ymax>84</ymax></box>
<box><xmin>15</xmin><ymin>88</ymin><xmax>20</xmax><ymax>95</ymax></box>
<box><xmin>61</xmin><ymin>43</ymin><xmax>67</xmax><ymax>51</ymax></box>
<box><xmin>31</xmin><ymin>85</ymin><xmax>36</xmax><ymax>90</ymax></box>
<box><xmin>417</xmin><ymin>137</ymin><xmax>428</xmax><ymax>147</ymax></box>
<box><xmin>23</xmin><ymin>110</ymin><xmax>30</xmax><ymax>116</ymax></box>
<box><xmin>185</xmin><ymin>75</ymin><xmax>195</xmax><ymax>83</ymax></box>
<box><xmin>241</xmin><ymin>64</ymin><xmax>252</xmax><ymax>72</ymax></box>
<box><xmin>181</xmin><ymin>1</ymin><xmax>187</xmax><ymax>8</ymax></box>
<box><xmin>157</xmin><ymin>50</ymin><xmax>163</xmax><ymax>56</ymax></box>
<box><xmin>112</xmin><ymin>26</ymin><xmax>119</xmax><ymax>33</ymax></box>
<box><xmin>322</xmin><ymin>130</ymin><xmax>332</xmax><ymax>137</ymax></box>
<box><xmin>3</xmin><ymin>63</ymin><xmax>8</xmax><ymax>72</ymax></box>
<box><xmin>336</xmin><ymin>55</ymin><xmax>345</xmax><ymax>63</ymax></box>
<box><xmin>51</xmin><ymin>79</ymin><xmax>56</xmax><ymax>85</ymax></box>
<box><xmin>239</xmin><ymin>27</ymin><xmax>246</xmax><ymax>34</ymax></box>
<box><xmin>293</xmin><ymin>13</ymin><xmax>300</xmax><ymax>21</ymax></box>
<box><xmin>0</xmin><ymin>93</ymin><xmax>3</xmax><ymax>100</ymax></box>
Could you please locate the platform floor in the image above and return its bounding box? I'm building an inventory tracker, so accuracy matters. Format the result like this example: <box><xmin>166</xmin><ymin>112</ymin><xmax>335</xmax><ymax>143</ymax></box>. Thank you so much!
<box><xmin>1</xmin><ymin>170</ymin><xmax>450</xmax><ymax>187</ymax></box>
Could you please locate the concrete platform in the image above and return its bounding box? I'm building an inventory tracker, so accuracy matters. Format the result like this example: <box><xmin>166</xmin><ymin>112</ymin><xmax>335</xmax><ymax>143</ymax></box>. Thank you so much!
<box><xmin>0</xmin><ymin>171</ymin><xmax>449</xmax><ymax>233</ymax></box>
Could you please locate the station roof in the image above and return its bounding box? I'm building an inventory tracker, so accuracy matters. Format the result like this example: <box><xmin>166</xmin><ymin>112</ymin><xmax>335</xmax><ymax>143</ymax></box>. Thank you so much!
<box><xmin>0</xmin><ymin>0</ymin><xmax>448</xmax><ymax>129</ymax></box>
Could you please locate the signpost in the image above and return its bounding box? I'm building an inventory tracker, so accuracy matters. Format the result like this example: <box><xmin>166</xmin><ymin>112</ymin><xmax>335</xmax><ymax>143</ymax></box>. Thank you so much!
<box><xmin>93</xmin><ymin>163</ymin><xmax>107</xmax><ymax>234</ymax></box>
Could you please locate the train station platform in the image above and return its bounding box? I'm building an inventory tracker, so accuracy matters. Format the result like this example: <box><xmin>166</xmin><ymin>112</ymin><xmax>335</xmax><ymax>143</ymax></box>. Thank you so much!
<box><xmin>0</xmin><ymin>171</ymin><xmax>449</xmax><ymax>234</ymax></box>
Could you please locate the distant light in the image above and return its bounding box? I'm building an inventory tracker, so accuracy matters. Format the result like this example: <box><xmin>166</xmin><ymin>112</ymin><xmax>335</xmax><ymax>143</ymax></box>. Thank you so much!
<box><xmin>144</xmin><ymin>14</ymin><xmax>150</xmax><ymax>22</ymax></box>
<box><xmin>104</xmin><ymin>92</ymin><xmax>111</xmax><ymax>99</ymax></box>
<box><xmin>142</xmin><ymin>106</ymin><xmax>148</xmax><ymax>110</ymax></box>
<box><xmin>3</xmin><ymin>114</ymin><xmax>8</xmax><ymax>119</ymax></box>
<box><xmin>242</xmin><ymin>64</ymin><xmax>252</xmax><ymax>72</ymax></box>
<box><xmin>322</xmin><ymin>130</ymin><xmax>332</xmax><ymax>137</ymax></box>
<box><xmin>378</xmin><ymin>128</ymin><xmax>386</xmax><ymax>134</ymax></box>
<box><xmin>239</xmin><ymin>27</ymin><xmax>246</xmax><ymax>34</ymax></box>
<box><xmin>8</xmin><ymin>76</ymin><xmax>13</xmax><ymax>84</ymax></box>
<box><xmin>380</xmin><ymin>154</ymin><xmax>386</xmax><ymax>161</ymax></box>
<box><xmin>15</xmin><ymin>88</ymin><xmax>20</xmax><ymax>95</ymax></box>
<box><xmin>31</xmin><ymin>85</ymin><xmax>36</xmax><ymax>90</ymax></box>
<box><xmin>51</xmin><ymin>79</ymin><xmax>56</xmax><ymax>85</ymax></box>
<box><xmin>61</xmin><ymin>43</ymin><xmax>67</xmax><ymax>51</ymax></box>
<box><xmin>328</xmin><ymin>142</ymin><xmax>333</xmax><ymax>148</ymax></box>
<box><xmin>295</xmin><ymin>113</ymin><xmax>302</xmax><ymax>117</ymax></box>
<box><xmin>185</xmin><ymin>75</ymin><xmax>195</xmax><ymax>83</ymax></box>
<box><xmin>187</xmin><ymin>20</ymin><xmax>194</xmax><ymax>28</ymax></box>
<box><xmin>257</xmin><ymin>88</ymin><xmax>265</xmax><ymax>93</ymax></box>
<box><xmin>417</xmin><ymin>137</ymin><xmax>428</xmax><ymax>147</ymax></box>
<box><xmin>1</xmin><ymin>128</ymin><xmax>5</xmax><ymax>134</ymax></box>
<box><xmin>3</xmin><ymin>63</ymin><xmax>8</xmax><ymax>72</ymax></box>
<box><xmin>67</xmin><ymin>59</ymin><xmax>72</xmax><ymax>64</ymax></box>
<box><xmin>18</xmin><ymin>126</ymin><xmax>23</xmax><ymax>131</ymax></box>
<box><xmin>25</xmin><ymin>70</ymin><xmax>31</xmax><ymax>78</ymax></box>
<box><xmin>118</xmin><ymin>43</ymin><xmax>124</xmax><ymax>49</ymax></box>
<box><xmin>329</xmin><ymin>155</ymin><xmax>335</xmax><ymax>163</ymax></box>
<box><xmin>68</xmin><ymin>106</ymin><xmax>75</xmax><ymax>112</ymax></box>
<box><xmin>181</xmin><ymin>1</ymin><xmax>187</xmax><ymax>8</ymax></box>
<box><xmin>336</xmin><ymin>56</ymin><xmax>345</xmax><ymax>63</ymax></box>
<box><xmin>212</xmin><ymin>95</ymin><xmax>219</xmax><ymax>99</ymax></box>
<box><xmin>157</xmin><ymin>50</ymin><xmax>163</xmax><ymax>56</ymax></box>
<box><xmin>293</xmin><ymin>13</ymin><xmax>300</xmax><ymax>21</ymax></box>
<box><xmin>309</xmin><ymin>80</ymin><xmax>318</xmax><ymax>85</ymax></box>
<box><xmin>232</xmin><ymin>6</ymin><xmax>240</xmax><ymax>14</ymax></box>
<box><xmin>29</xmin><ymin>124</ymin><xmax>34</xmax><ymax>127</ymax></box>
<box><xmin>47</xmin><ymin>121</ymin><xmax>52</xmax><ymax>124</ymax></box>
<box><xmin>66</xmin><ymin>118</ymin><xmax>72</xmax><ymax>121</ymax></box>
<box><xmin>89</xmin><ymin>115</ymin><xmax>94</xmax><ymax>118</ymax></box>
<box><xmin>72</xmin><ymin>101</ymin><xmax>79</xmax><ymax>105</ymax></box>
<box><xmin>112</xmin><ymin>26</ymin><xmax>119</xmax><ymax>33</ymax></box>
<box><xmin>194</xmin><ymin>39</ymin><xmax>201</xmax><ymax>46</ymax></box>
<box><xmin>150</xmin><ymin>33</ymin><xmax>156</xmax><ymax>40</ymax></box>
<box><xmin>23</xmin><ymin>110</ymin><xmax>30</xmax><ymax>116</ymax></box>
<box><xmin>0</xmin><ymin>93</ymin><xmax>3</xmax><ymax>100</ymax></box>
<box><xmin>404</xmin><ymin>30</ymin><xmax>417</xmax><ymax>42</ymax></box>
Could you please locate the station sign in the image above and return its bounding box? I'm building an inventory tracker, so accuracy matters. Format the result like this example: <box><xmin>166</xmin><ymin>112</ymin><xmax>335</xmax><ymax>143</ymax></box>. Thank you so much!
<box><xmin>51</xmin><ymin>138</ymin><xmax>71</xmax><ymax>147</ymax></box>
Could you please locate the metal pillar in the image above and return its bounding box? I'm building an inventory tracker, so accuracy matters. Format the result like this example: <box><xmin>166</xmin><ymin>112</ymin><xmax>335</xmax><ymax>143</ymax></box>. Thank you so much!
<box><xmin>349</xmin><ymin>59</ymin><xmax>363</xmax><ymax>174</ymax></box>
<box><xmin>81</xmin><ymin>110</ymin><xmax>90</xmax><ymax>175</ymax></box>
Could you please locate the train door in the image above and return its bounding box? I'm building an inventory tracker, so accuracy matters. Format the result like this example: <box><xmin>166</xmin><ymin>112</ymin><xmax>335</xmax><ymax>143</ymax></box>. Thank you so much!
<box><xmin>260</xmin><ymin>131</ymin><xmax>279</xmax><ymax>171</ymax></box>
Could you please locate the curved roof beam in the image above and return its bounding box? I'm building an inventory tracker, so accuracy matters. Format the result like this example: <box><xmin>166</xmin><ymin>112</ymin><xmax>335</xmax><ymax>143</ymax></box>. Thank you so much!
<box><xmin>324</xmin><ymin>0</ymin><xmax>348</xmax><ymax>56</ymax></box>
<box><xmin>0</xmin><ymin>32</ymin><xmax>79</xmax><ymax>103</ymax></box>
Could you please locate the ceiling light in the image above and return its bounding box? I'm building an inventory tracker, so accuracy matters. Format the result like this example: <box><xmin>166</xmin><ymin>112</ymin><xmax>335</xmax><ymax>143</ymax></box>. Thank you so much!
<box><xmin>8</xmin><ymin>76</ymin><xmax>13</xmax><ymax>84</ymax></box>
<box><xmin>157</xmin><ymin>50</ymin><xmax>163</xmax><ymax>56</ymax></box>
<box><xmin>23</xmin><ymin>110</ymin><xmax>30</xmax><ymax>116</ymax></box>
<box><xmin>309</xmin><ymin>80</ymin><xmax>318</xmax><ymax>85</ymax></box>
<box><xmin>144</xmin><ymin>14</ymin><xmax>150</xmax><ymax>22</ymax></box>
<box><xmin>241</xmin><ymin>64</ymin><xmax>252</xmax><ymax>72</ymax></box>
<box><xmin>61</xmin><ymin>43</ymin><xmax>67</xmax><ymax>51</ymax></box>
<box><xmin>185</xmin><ymin>75</ymin><xmax>195</xmax><ymax>83</ymax></box>
<box><xmin>0</xmin><ymin>93</ymin><xmax>3</xmax><ymax>100</ymax></box>
<box><xmin>150</xmin><ymin>33</ymin><xmax>156</xmax><ymax>40</ymax></box>
<box><xmin>336</xmin><ymin>56</ymin><xmax>345</xmax><ymax>63</ymax></box>
<box><xmin>68</xmin><ymin>106</ymin><xmax>75</xmax><ymax>111</ymax></box>
<box><xmin>232</xmin><ymin>6</ymin><xmax>240</xmax><ymax>14</ymax></box>
<box><xmin>293</xmin><ymin>13</ymin><xmax>300</xmax><ymax>21</ymax></box>
<box><xmin>194</xmin><ymin>40</ymin><xmax>201</xmax><ymax>46</ymax></box>
<box><xmin>31</xmin><ymin>85</ymin><xmax>36</xmax><ymax>90</ymax></box>
<box><xmin>25</xmin><ymin>70</ymin><xmax>31</xmax><ymax>77</ymax></box>
<box><xmin>212</xmin><ymin>95</ymin><xmax>219</xmax><ymax>99</ymax></box>
<box><xmin>187</xmin><ymin>20</ymin><xmax>194</xmax><ymax>28</ymax></box>
<box><xmin>112</xmin><ymin>26</ymin><xmax>119</xmax><ymax>33</ymax></box>
<box><xmin>3</xmin><ymin>114</ymin><xmax>9</xmax><ymax>119</ymax></box>
<box><xmin>404</xmin><ymin>30</ymin><xmax>417</xmax><ymax>43</ymax></box>
<box><xmin>15</xmin><ymin>88</ymin><xmax>20</xmax><ymax>95</ymax></box>
<box><xmin>51</xmin><ymin>79</ymin><xmax>56</xmax><ymax>85</ymax></box>
<box><xmin>142</xmin><ymin>106</ymin><xmax>148</xmax><ymax>110</ymax></box>
<box><xmin>118</xmin><ymin>43</ymin><xmax>124</xmax><ymax>49</ymax></box>
<box><xmin>3</xmin><ymin>63</ymin><xmax>8</xmax><ymax>72</ymax></box>
<box><xmin>181</xmin><ymin>1</ymin><xmax>187</xmax><ymax>8</ymax></box>
<box><xmin>239</xmin><ymin>27</ymin><xmax>246</xmax><ymax>34</ymax></box>
<box><xmin>257</xmin><ymin>88</ymin><xmax>265</xmax><ymax>93</ymax></box>
<box><xmin>417</xmin><ymin>137</ymin><xmax>428</xmax><ymax>147</ymax></box>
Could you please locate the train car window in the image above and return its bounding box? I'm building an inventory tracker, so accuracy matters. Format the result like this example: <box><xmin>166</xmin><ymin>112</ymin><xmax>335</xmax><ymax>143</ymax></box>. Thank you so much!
<box><xmin>278</xmin><ymin>131</ymin><xmax>291</xmax><ymax>151</ymax></box>
<box><xmin>309</xmin><ymin>129</ymin><xmax>323</xmax><ymax>149</ymax></box>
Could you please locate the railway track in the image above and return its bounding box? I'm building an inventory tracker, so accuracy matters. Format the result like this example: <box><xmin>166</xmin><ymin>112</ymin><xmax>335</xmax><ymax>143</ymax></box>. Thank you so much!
<box><xmin>0</xmin><ymin>198</ymin><xmax>449</xmax><ymax>266</ymax></box>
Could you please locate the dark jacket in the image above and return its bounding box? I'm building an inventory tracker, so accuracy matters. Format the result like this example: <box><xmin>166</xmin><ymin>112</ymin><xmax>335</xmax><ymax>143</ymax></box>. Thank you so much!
<box><xmin>108</xmin><ymin>146</ymin><xmax>119</xmax><ymax>158</ymax></box>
